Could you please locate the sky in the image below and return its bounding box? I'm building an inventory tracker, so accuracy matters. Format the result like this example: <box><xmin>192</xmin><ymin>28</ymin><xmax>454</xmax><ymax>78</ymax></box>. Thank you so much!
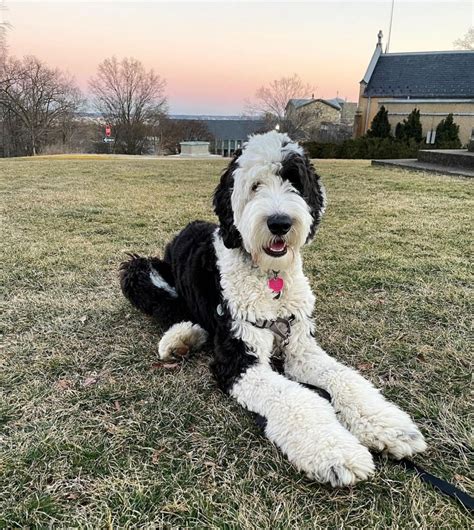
<box><xmin>4</xmin><ymin>1</ymin><xmax>473</xmax><ymax>114</ymax></box>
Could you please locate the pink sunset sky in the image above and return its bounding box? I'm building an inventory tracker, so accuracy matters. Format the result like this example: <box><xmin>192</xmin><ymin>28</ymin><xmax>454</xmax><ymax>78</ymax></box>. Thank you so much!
<box><xmin>4</xmin><ymin>1</ymin><xmax>473</xmax><ymax>114</ymax></box>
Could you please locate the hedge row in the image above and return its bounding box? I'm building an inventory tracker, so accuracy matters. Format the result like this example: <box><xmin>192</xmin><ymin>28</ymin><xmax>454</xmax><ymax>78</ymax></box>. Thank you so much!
<box><xmin>302</xmin><ymin>137</ymin><xmax>423</xmax><ymax>159</ymax></box>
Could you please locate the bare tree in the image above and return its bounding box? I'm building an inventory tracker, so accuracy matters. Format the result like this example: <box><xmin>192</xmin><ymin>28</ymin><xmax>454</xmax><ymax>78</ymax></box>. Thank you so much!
<box><xmin>0</xmin><ymin>1</ymin><xmax>12</xmax><ymax>156</ymax></box>
<box><xmin>245</xmin><ymin>74</ymin><xmax>315</xmax><ymax>137</ymax></box>
<box><xmin>283</xmin><ymin>103</ymin><xmax>322</xmax><ymax>140</ymax></box>
<box><xmin>89</xmin><ymin>57</ymin><xmax>167</xmax><ymax>154</ymax></box>
<box><xmin>158</xmin><ymin>117</ymin><xmax>213</xmax><ymax>154</ymax></box>
<box><xmin>245</xmin><ymin>74</ymin><xmax>314</xmax><ymax>121</ymax></box>
<box><xmin>453</xmin><ymin>27</ymin><xmax>474</xmax><ymax>50</ymax></box>
<box><xmin>0</xmin><ymin>55</ymin><xmax>81</xmax><ymax>155</ymax></box>
<box><xmin>0</xmin><ymin>0</ymin><xmax>12</xmax><ymax>64</ymax></box>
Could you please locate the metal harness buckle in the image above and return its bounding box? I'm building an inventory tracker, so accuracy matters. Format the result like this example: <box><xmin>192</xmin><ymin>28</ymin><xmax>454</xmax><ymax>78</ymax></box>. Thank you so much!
<box><xmin>252</xmin><ymin>315</ymin><xmax>296</xmax><ymax>348</ymax></box>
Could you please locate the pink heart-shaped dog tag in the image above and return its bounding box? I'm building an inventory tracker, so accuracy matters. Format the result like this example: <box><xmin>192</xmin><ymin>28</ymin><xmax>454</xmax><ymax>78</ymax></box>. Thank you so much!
<box><xmin>268</xmin><ymin>276</ymin><xmax>284</xmax><ymax>292</ymax></box>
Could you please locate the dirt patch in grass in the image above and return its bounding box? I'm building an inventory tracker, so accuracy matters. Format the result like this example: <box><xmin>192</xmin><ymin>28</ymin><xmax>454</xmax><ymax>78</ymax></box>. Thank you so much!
<box><xmin>2</xmin><ymin>157</ymin><xmax>472</xmax><ymax>527</ymax></box>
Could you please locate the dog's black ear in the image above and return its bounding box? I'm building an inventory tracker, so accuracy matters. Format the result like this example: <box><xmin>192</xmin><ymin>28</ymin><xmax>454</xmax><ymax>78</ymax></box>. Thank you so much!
<box><xmin>280</xmin><ymin>152</ymin><xmax>326</xmax><ymax>242</ymax></box>
<box><xmin>213</xmin><ymin>152</ymin><xmax>243</xmax><ymax>249</ymax></box>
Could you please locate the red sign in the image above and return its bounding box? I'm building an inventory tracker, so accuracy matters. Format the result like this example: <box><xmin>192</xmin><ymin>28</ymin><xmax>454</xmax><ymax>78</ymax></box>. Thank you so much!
<box><xmin>105</xmin><ymin>125</ymin><xmax>111</xmax><ymax>138</ymax></box>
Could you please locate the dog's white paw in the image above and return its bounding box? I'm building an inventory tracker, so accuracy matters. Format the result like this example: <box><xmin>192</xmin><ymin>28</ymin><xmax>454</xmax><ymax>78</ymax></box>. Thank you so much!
<box><xmin>338</xmin><ymin>399</ymin><xmax>427</xmax><ymax>459</ymax></box>
<box><xmin>158</xmin><ymin>321</ymin><xmax>207</xmax><ymax>360</ymax></box>
<box><xmin>266</xmin><ymin>420</ymin><xmax>375</xmax><ymax>487</ymax></box>
<box><xmin>307</xmin><ymin>437</ymin><xmax>375</xmax><ymax>487</ymax></box>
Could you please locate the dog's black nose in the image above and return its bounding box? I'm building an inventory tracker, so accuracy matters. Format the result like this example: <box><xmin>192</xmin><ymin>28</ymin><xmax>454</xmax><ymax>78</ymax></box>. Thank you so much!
<box><xmin>267</xmin><ymin>214</ymin><xmax>292</xmax><ymax>235</ymax></box>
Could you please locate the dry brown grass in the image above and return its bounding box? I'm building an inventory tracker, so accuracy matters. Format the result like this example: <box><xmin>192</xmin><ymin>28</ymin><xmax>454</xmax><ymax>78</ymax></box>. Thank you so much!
<box><xmin>1</xmin><ymin>156</ymin><xmax>472</xmax><ymax>528</ymax></box>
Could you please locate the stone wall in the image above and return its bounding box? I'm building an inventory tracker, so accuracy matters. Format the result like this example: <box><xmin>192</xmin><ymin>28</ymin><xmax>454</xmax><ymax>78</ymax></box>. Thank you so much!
<box><xmin>287</xmin><ymin>100</ymin><xmax>341</xmax><ymax>141</ymax></box>
<box><xmin>179</xmin><ymin>141</ymin><xmax>210</xmax><ymax>156</ymax></box>
<box><xmin>341</xmin><ymin>102</ymin><xmax>357</xmax><ymax>125</ymax></box>
<box><xmin>302</xmin><ymin>100</ymin><xmax>341</xmax><ymax>126</ymax></box>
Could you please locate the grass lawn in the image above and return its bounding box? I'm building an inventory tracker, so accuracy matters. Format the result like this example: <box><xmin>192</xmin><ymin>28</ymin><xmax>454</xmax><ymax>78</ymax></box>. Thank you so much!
<box><xmin>1</xmin><ymin>156</ymin><xmax>472</xmax><ymax>528</ymax></box>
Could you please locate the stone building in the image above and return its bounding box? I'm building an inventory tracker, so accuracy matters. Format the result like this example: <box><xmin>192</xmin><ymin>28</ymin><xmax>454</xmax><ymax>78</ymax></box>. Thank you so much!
<box><xmin>354</xmin><ymin>32</ymin><xmax>474</xmax><ymax>145</ymax></box>
<box><xmin>285</xmin><ymin>97</ymin><xmax>356</xmax><ymax>141</ymax></box>
<box><xmin>286</xmin><ymin>98</ymin><xmax>341</xmax><ymax>125</ymax></box>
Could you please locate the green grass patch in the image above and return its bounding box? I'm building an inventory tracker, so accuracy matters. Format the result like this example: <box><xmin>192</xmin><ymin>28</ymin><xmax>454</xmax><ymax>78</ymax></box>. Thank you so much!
<box><xmin>1</xmin><ymin>157</ymin><xmax>472</xmax><ymax>527</ymax></box>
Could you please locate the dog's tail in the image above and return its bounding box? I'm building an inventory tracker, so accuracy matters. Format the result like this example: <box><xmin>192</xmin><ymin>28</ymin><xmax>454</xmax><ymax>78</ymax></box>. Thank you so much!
<box><xmin>119</xmin><ymin>254</ymin><xmax>189</xmax><ymax>328</ymax></box>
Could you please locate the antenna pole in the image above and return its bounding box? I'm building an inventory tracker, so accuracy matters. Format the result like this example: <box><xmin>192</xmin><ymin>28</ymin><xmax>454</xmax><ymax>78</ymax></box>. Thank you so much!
<box><xmin>386</xmin><ymin>0</ymin><xmax>395</xmax><ymax>53</ymax></box>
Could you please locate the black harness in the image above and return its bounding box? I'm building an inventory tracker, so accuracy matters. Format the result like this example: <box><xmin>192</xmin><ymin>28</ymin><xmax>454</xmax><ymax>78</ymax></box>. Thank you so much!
<box><xmin>250</xmin><ymin>314</ymin><xmax>298</xmax><ymax>373</ymax></box>
<box><xmin>251</xmin><ymin>314</ymin><xmax>295</xmax><ymax>347</ymax></box>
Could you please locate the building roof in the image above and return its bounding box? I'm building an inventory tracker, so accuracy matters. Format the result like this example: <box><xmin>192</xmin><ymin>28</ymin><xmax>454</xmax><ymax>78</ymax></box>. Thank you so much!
<box><xmin>287</xmin><ymin>98</ymin><xmax>343</xmax><ymax>111</ymax></box>
<box><xmin>364</xmin><ymin>51</ymin><xmax>474</xmax><ymax>98</ymax></box>
<box><xmin>362</xmin><ymin>42</ymin><xmax>382</xmax><ymax>84</ymax></box>
<box><xmin>287</xmin><ymin>98</ymin><xmax>312</xmax><ymax>109</ymax></box>
<box><xmin>325</xmin><ymin>98</ymin><xmax>347</xmax><ymax>109</ymax></box>
<box><xmin>201</xmin><ymin>119</ymin><xmax>268</xmax><ymax>141</ymax></box>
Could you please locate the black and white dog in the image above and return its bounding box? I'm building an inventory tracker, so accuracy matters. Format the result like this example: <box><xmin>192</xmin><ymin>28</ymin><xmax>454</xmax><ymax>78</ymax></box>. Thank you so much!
<box><xmin>120</xmin><ymin>131</ymin><xmax>426</xmax><ymax>487</ymax></box>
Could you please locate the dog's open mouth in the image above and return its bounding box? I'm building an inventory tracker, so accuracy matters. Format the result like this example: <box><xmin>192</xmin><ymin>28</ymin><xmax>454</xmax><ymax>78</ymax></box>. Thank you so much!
<box><xmin>264</xmin><ymin>237</ymin><xmax>288</xmax><ymax>257</ymax></box>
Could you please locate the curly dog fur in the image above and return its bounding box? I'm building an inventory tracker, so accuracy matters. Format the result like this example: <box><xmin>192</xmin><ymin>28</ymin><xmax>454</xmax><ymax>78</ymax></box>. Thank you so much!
<box><xmin>119</xmin><ymin>131</ymin><xmax>426</xmax><ymax>486</ymax></box>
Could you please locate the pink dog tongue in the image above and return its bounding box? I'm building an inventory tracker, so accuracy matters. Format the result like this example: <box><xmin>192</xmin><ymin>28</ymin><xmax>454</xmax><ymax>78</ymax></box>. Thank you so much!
<box><xmin>268</xmin><ymin>276</ymin><xmax>284</xmax><ymax>292</ymax></box>
<box><xmin>270</xmin><ymin>240</ymin><xmax>286</xmax><ymax>252</ymax></box>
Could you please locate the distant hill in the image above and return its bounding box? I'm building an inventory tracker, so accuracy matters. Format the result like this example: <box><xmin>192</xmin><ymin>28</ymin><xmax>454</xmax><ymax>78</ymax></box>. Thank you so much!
<box><xmin>75</xmin><ymin>111</ymin><xmax>261</xmax><ymax>122</ymax></box>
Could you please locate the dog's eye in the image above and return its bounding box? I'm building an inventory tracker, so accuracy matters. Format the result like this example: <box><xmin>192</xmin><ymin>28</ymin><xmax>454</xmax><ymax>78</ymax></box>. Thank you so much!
<box><xmin>251</xmin><ymin>182</ymin><xmax>261</xmax><ymax>192</ymax></box>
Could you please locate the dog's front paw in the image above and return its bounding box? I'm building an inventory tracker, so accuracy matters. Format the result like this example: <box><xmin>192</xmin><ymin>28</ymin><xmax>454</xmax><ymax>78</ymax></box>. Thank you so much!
<box><xmin>362</xmin><ymin>404</ymin><xmax>426</xmax><ymax>459</ymax></box>
<box><xmin>309</xmin><ymin>437</ymin><xmax>375</xmax><ymax>487</ymax></box>
<box><xmin>340</xmin><ymin>399</ymin><xmax>427</xmax><ymax>459</ymax></box>
<box><xmin>267</xmin><ymin>420</ymin><xmax>375</xmax><ymax>487</ymax></box>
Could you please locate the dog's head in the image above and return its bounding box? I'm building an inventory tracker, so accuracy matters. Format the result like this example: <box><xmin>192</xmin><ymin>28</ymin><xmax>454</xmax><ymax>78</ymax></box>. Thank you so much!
<box><xmin>213</xmin><ymin>131</ymin><xmax>326</xmax><ymax>271</ymax></box>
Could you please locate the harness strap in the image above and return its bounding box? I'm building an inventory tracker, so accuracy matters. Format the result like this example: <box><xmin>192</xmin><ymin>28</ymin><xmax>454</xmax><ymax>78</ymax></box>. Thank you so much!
<box><xmin>251</xmin><ymin>315</ymin><xmax>296</xmax><ymax>344</ymax></box>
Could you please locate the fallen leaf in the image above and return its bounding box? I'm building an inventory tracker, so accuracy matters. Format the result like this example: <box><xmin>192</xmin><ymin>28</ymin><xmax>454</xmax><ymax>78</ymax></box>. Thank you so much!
<box><xmin>416</xmin><ymin>352</ymin><xmax>427</xmax><ymax>362</ymax></box>
<box><xmin>83</xmin><ymin>376</ymin><xmax>98</xmax><ymax>387</ymax></box>
<box><xmin>150</xmin><ymin>362</ymin><xmax>163</xmax><ymax>370</ymax></box>
<box><xmin>163</xmin><ymin>362</ymin><xmax>180</xmax><ymax>370</ymax></box>
<box><xmin>454</xmin><ymin>474</ymin><xmax>466</xmax><ymax>482</ymax></box>
<box><xmin>56</xmin><ymin>379</ymin><xmax>73</xmax><ymax>391</ymax></box>
<box><xmin>150</xmin><ymin>362</ymin><xmax>180</xmax><ymax>370</ymax></box>
<box><xmin>357</xmin><ymin>362</ymin><xmax>374</xmax><ymax>371</ymax></box>
<box><xmin>114</xmin><ymin>400</ymin><xmax>121</xmax><ymax>411</ymax></box>
<box><xmin>79</xmin><ymin>315</ymin><xmax>87</xmax><ymax>323</ymax></box>
<box><xmin>152</xmin><ymin>448</ymin><xmax>165</xmax><ymax>464</ymax></box>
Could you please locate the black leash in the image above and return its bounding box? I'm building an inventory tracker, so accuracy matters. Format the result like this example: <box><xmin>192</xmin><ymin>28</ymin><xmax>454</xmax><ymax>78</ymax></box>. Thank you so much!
<box><xmin>397</xmin><ymin>458</ymin><xmax>474</xmax><ymax>512</ymax></box>
<box><xmin>254</xmin><ymin>379</ymin><xmax>474</xmax><ymax>512</ymax></box>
